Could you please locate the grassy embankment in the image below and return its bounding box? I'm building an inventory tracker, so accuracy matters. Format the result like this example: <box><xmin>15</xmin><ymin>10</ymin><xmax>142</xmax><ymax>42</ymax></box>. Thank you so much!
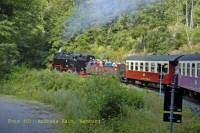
<box><xmin>0</xmin><ymin>67</ymin><xmax>200</xmax><ymax>133</ymax></box>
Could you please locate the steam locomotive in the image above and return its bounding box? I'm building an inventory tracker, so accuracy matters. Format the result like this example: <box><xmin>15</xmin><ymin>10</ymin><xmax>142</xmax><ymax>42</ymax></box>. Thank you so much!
<box><xmin>53</xmin><ymin>52</ymin><xmax>95</xmax><ymax>74</ymax></box>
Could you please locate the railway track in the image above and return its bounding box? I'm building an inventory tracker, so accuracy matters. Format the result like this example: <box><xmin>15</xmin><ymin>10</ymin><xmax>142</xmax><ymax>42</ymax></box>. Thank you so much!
<box><xmin>183</xmin><ymin>96</ymin><xmax>200</xmax><ymax>116</ymax></box>
<box><xmin>124</xmin><ymin>82</ymin><xmax>200</xmax><ymax>117</ymax></box>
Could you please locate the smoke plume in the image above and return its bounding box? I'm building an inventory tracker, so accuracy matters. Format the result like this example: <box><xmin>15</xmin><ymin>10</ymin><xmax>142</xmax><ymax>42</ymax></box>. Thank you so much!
<box><xmin>63</xmin><ymin>0</ymin><xmax>156</xmax><ymax>41</ymax></box>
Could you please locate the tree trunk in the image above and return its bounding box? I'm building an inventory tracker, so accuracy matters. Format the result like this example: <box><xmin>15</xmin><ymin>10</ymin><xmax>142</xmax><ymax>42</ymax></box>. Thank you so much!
<box><xmin>176</xmin><ymin>0</ymin><xmax>179</xmax><ymax>24</ymax></box>
<box><xmin>185</xmin><ymin>27</ymin><xmax>192</xmax><ymax>49</ymax></box>
<box><xmin>190</xmin><ymin>0</ymin><xmax>194</xmax><ymax>29</ymax></box>
<box><xmin>186</xmin><ymin>0</ymin><xmax>189</xmax><ymax>27</ymax></box>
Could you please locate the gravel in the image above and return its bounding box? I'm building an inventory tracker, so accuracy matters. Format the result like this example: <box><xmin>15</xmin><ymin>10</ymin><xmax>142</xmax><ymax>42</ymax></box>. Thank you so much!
<box><xmin>0</xmin><ymin>96</ymin><xmax>63</xmax><ymax>133</ymax></box>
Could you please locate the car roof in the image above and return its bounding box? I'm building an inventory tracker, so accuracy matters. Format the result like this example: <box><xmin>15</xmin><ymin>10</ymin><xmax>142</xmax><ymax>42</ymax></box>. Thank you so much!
<box><xmin>127</xmin><ymin>55</ymin><xmax>183</xmax><ymax>62</ymax></box>
<box><xmin>178</xmin><ymin>53</ymin><xmax>200</xmax><ymax>61</ymax></box>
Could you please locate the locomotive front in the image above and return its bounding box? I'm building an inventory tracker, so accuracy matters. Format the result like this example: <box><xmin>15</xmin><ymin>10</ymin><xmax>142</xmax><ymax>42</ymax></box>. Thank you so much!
<box><xmin>52</xmin><ymin>52</ymin><xmax>95</xmax><ymax>74</ymax></box>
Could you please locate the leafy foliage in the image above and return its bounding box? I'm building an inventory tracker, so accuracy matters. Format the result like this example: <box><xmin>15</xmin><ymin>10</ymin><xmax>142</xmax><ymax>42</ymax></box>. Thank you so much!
<box><xmin>62</xmin><ymin>0</ymin><xmax>200</xmax><ymax>57</ymax></box>
<box><xmin>0</xmin><ymin>43</ymin><xmax>19</xmax><ymax>77</ymax></box>
<box><xmin>1</xmin><ymin>0</ymin><xmax>200</xmax><ymax>70</ymax></box>
<box><xmin>0</xmin><ymin>0</ymin><xmax>73</xmax><ymax>69</ymax></box>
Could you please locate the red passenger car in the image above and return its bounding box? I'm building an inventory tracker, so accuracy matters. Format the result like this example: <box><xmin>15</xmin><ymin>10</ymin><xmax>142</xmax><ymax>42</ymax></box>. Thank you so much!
<box><xmin>124</xmin><ymin>55</ymin><xmax>182</xmax><ymax>85</ymax></box>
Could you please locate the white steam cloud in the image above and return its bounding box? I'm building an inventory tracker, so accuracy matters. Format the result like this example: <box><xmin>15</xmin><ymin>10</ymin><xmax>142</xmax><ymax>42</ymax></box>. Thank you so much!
<box><xmin>63</xmin><ymin>0</ymin><xmax>156</xmax><ymax>41</ymax></box>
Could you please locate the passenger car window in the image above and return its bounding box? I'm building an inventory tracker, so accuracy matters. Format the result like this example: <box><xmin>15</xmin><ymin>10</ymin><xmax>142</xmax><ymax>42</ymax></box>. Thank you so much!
<box><xmin>135</xmin><ymin>62</ymin><xmax>138</xmax><ymax>71</ymax></box>
<box><xmin>157</xmin><ymin>63</ymin><xmax>161</xmax><ymax>73</ymax></box>
<box><xmin>151</xmin><ymin>63</ymin><xmax>155</xmax><ymax>72</ymax></box>
<box><xmin>192</xmin><ymin>63</ymin><xmax>195</xmax><ymax>77</ymax></box>
<box><xmin>140</xmin><ymin>62</ymin><xmax>144</xmax><ymax>71</ymax></box>
<box><xmin>157</xmin><ymin>63</ymin><xmax>168</xmax><ymax>74</ymax></box>
<box><xmin>182</xmin><ymin>63</ymin><xmax>185</xmax><ymax>75</ymax></box>
<box><xmin>131</xmin><ymin>62</ymin><xmax>134</xmax><ymax>70</ymax></box>
<box><xmin>145</xmin><ymin>62</ymin><xmax>149</xmax><ymax>72</ymax></box>
<box><xmin>187</xmin><ymin>63</ymin><xmax>190</xmax><ymax>76</ymax></box>
<box><xmin>178</xmin><ymin>63</ymin><xmax>182</xmax><ymax>74</ymax></box>
<box><xmin>163</xmin><ymin>63</ymin><xmax>168</xmax><ymax>74</ymax></box>
<box><xmin>197</xmin><ymin>63</ymin><xmax>200</xmax><ymax>77</ymax></box>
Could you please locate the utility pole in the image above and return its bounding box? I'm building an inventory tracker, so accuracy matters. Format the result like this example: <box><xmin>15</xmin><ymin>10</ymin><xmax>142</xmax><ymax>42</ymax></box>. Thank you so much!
<box><xmin>159</xmin><ymin>64</ymin><xmax>163</xmax><ymax>97</ymax></box>
<box><xmin>169</xmin><ymin>82</ymin><xmax>175</xmax><ymax>133</ymax></box>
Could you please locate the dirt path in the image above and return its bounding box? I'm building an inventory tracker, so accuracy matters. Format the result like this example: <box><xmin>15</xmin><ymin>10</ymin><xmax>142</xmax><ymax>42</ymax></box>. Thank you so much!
<box><xmin>0</xmin><ymin>96</ymin><xmax>63</xmax><ymax>133</ymax></box>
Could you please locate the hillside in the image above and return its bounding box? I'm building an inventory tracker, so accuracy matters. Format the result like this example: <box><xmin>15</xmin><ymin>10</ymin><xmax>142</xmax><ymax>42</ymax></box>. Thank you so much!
<box><xmin>1</xmin><ymin>0</ymin><xmax>200</xmax><ymax>73</ymax></box>
<box><xmin>63</xmin><ymin>0</ymin><xmax>200</xmax><ymax>59</ymax></box>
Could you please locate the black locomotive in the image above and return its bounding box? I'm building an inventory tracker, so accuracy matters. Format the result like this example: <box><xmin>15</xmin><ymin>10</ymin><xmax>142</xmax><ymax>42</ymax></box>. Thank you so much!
<box><xmin>53</xmin><ymin>52</ymin><xmax>95</xmax><ymax>73</ymax></box>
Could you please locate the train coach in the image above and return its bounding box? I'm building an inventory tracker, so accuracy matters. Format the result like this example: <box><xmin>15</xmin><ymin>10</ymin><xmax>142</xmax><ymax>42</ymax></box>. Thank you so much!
<box><xmin>178</xmin><ymin>54</ymin><xmax>200</xmax><ymax>94</ymax></box>
<box><xmin>124</xmin><ymin>55</ymin><xmax>182</xmax><ymax>85</ymax></box>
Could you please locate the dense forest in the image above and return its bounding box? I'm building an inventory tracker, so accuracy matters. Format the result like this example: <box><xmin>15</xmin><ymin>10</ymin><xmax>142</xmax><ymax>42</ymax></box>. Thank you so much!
<box><xmin>0</xmin><ymin>0</ymin><xmax>200</xmax><ymax>75</ymax></box>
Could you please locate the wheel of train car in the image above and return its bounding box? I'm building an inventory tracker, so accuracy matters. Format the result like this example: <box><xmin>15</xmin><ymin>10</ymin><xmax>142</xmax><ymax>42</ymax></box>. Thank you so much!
<box><xmin>119</xmin><ymin>77</ymin><xmax>127</xmax><ymax>83</ymax></box>
<box><xmin>127</xmin><ymin>79</ymin><xmax>135</xmax><ymax>84</ymax></box>
<box><xmin>142</xmin><ymin>81</ymin><xmax>148</xmax><ymax>87</ymax></box>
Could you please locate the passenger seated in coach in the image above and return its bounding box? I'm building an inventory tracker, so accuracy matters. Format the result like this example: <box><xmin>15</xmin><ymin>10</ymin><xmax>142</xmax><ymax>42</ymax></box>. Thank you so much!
<box><xmin>99</xmin><ymin>60</ymin><xmax>103</xmax><ymax>67</ymax></box>
<box><xmin>105</xmin><ymin>59</ymin><xmax>113</xmax><ymax>67</ymax></box>
<box><xmin>103</xmin><ymin>61</ymin><xmax>105</xmax><ymax>66</ymax></box>
<box><xmin>112</xmin><ymin>62</ymin><xmax>117</xmax><ymax>67</ymax></box>
<box><xmin>90</xmin><ymin>59</ymin><xmax>96</xmax><ymax>66</ymax></box>
<box><xmin>96</xmin><ymin>59</ymin><xmax>100</xmax><ymax>66</ymax></box>
<box><xmin>109</xmin><ymin>60</ymin><xmax>113</xmax><ymax>67</ymax></box>
<box><xmin>89</xmin><ymin>59</ymin><xmax>94</xmax><ymax>66</ymax></box>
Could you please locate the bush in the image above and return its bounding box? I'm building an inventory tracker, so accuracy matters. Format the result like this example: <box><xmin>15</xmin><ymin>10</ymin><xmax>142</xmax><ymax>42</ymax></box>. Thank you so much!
<box><xmin>0</xmin><ymin>43</ymin><xmax>19</xmax><ymax>78</ymax></box>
